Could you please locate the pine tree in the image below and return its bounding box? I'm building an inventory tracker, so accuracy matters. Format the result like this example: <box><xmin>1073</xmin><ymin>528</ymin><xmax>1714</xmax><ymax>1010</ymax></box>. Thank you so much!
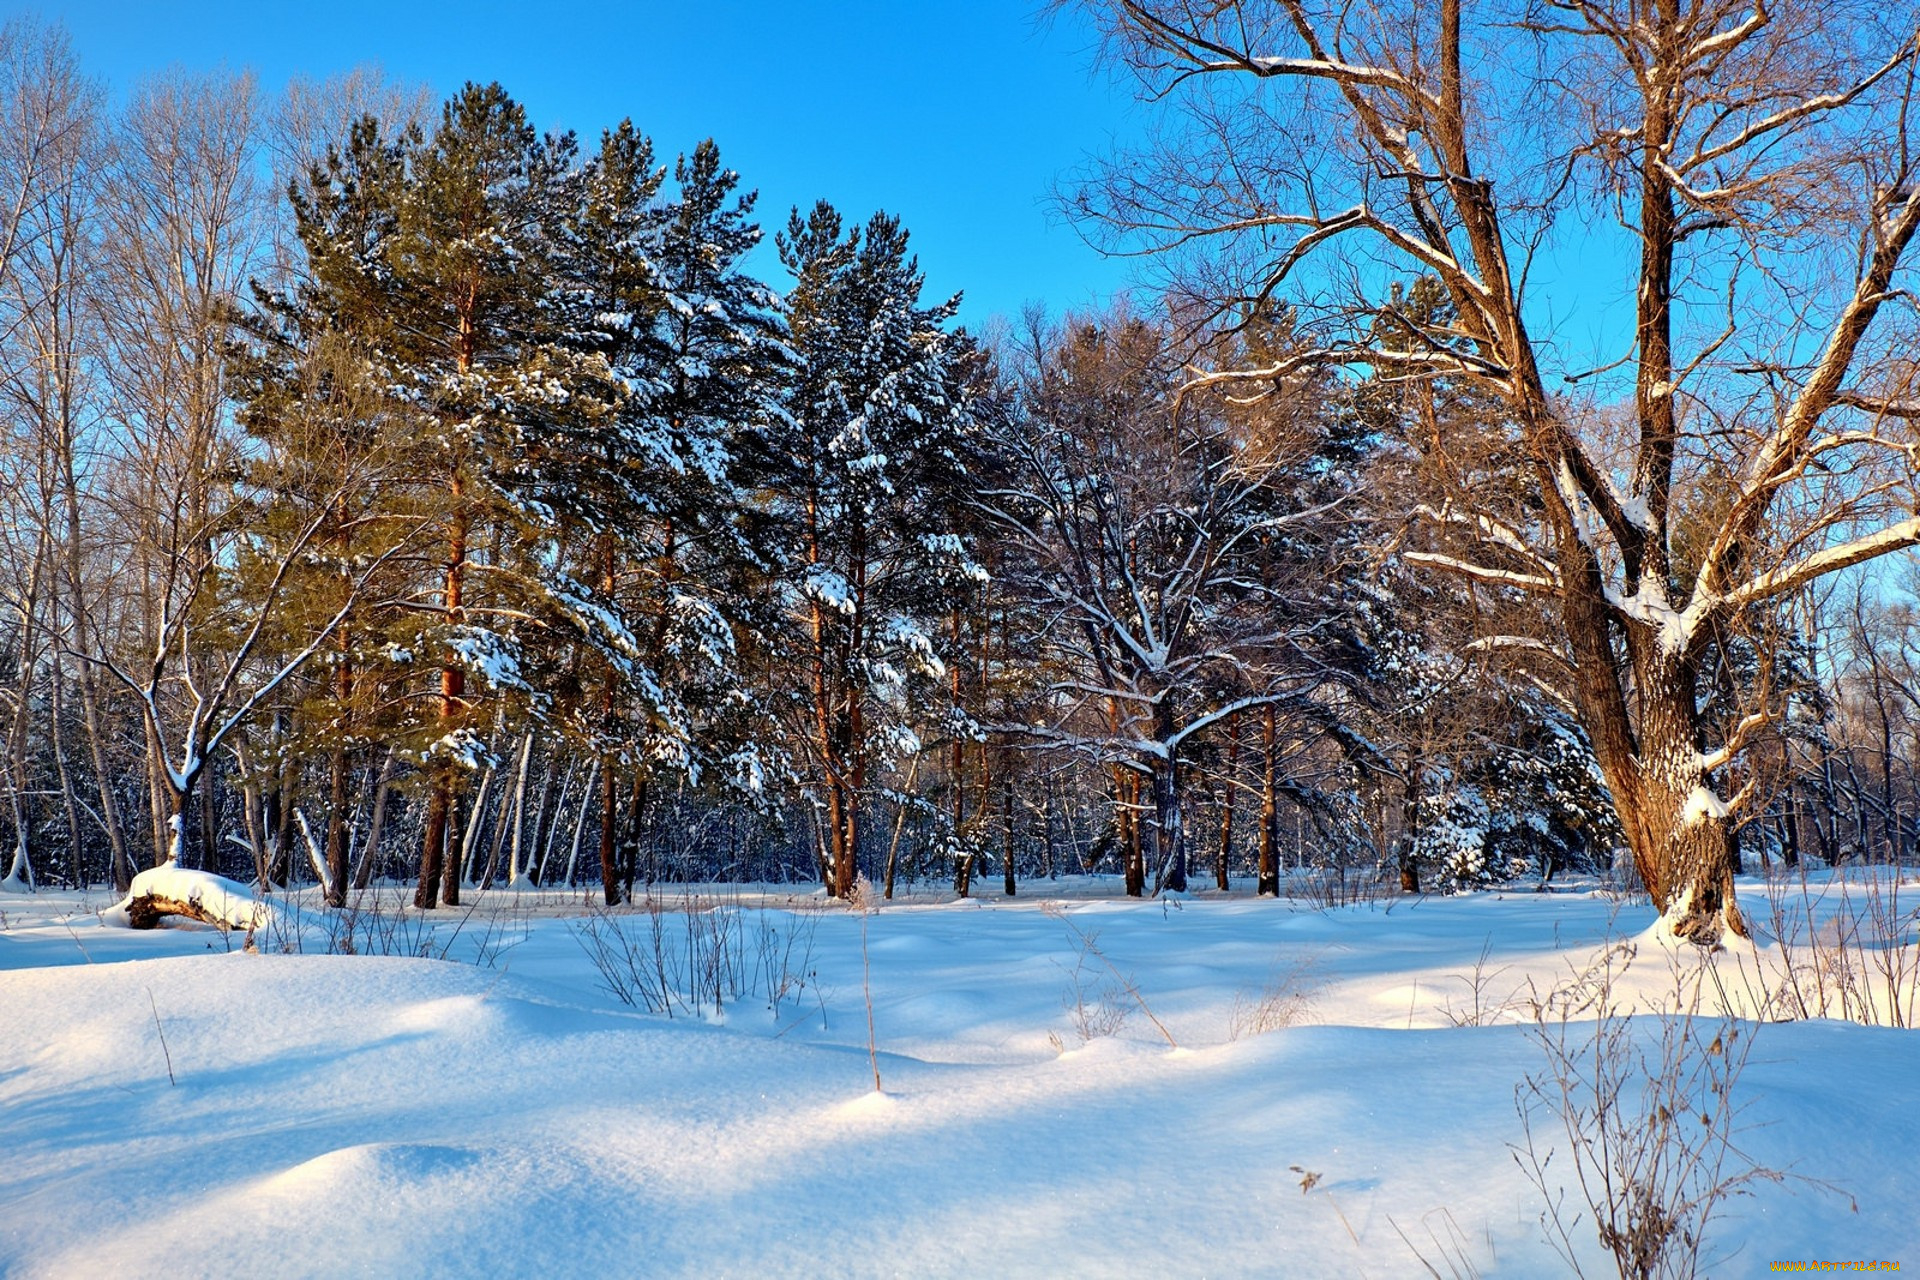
<box><xmin>522</xmin><ymin>130</ymin><xmax>790</xmax><ymax>903</ymax></box>
<box><xmin>266</xmin><ymin>85</ymin><xmax>574</xmax><ymax>908</ymax></box>
<box><xmin>768</xmin><ymin>203</ymin><xmax>980</xmax><ymax>898</ymax></box>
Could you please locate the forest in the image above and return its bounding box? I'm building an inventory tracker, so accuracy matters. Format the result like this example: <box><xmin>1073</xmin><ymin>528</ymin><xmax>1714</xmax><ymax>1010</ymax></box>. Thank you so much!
<box><xmin>6</xmin><ymin>4</ymin><xmax>1920</xmax><ymax>1276</ymax></box>
<box><xmin>0</xmin><ymin>2</ymin><xmax>1917</xmax><ymax>953</ymax></box>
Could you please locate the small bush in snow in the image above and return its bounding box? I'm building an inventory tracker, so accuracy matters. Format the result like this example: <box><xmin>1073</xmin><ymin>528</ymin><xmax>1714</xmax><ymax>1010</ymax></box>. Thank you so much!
<box><xmin>1228</xmin><ymin>955</ymin><xmax>1319</xmax><ymax>1039</ymax></box>
<box><xmin>1513</xmin><ymin>944</ymin><xmax>1817</xmax><ymax>1279</ymax></box>
<box><xmin>570</xmin><ymin>893</ymin><xmax>817</xmax><ymax>1019</ymax></box>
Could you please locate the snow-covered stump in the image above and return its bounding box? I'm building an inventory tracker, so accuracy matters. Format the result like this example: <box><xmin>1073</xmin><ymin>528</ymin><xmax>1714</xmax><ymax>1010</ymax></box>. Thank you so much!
<box><xmin>103</xmin><ymin>864</ymin><xmax>272</xmax><ymax>933</ymax></box>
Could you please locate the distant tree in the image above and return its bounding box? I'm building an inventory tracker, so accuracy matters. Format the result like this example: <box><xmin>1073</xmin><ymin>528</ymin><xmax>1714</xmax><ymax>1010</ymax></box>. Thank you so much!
<box><xmin>981</xmin><ymin>304</ymin><xmax>1360</xmax><ymax>894</ymax></box>
<box><xmin>88</xmin><ymin>68</ymin><xmax>278</xmax><ymax>871</ymax></box>
<box><xmin>0</xmin><ymin>19</ymin><xmax>102</xmax><ymax>890</ymax></box>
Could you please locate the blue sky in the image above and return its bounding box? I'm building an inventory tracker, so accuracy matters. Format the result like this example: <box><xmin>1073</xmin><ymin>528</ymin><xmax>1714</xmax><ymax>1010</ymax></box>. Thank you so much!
<box><xmin>37</xmin><ymin>0</ymin><xmax>1142</xmax><ymax>329</ymax></box>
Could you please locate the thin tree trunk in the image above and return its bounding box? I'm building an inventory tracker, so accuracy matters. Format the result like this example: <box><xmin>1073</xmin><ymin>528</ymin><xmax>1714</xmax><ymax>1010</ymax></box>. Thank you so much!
<box><xmin>950</xmin><ymin>607</ymin><xmax>969</xmax><ymax>897</ymax></box>
<box><xmin>535</xmin><ymin>759</ymin><xmax>577</xmax><ymax>887</ymax></box>
<box><xmin>240</xmin><ymin>766</ymin><xmax>269</xmax><ymax>891</ymax></box>
<box><xmin>622</xmin><ymin>772</ymin><xmax>647</xmax><ymax>901</ymax></box>
<box><xmin>354</xmin><ymin>750</ymin><xmax>398</xmax><ymax>890</ymax></box>
<box><xmin>1216</xmin><ymin>713</ymin><xmax>1240</xmax><ymax>892</ymax></box>
<box><xmin>598</xmin><ymin>753</ymin><xmax>620</xmax><ymax>905</ymax></box>
<box><xmin>565</xmin><ymin>760</ymin><xmax>597</xmax><ymax>889</ymax></box>
<box><xmin>1002</xmin><ymin>747</ymin><xmax>1016</xmax><ymax>898</ymax></box>
<box><xmin>271</xmin><ymin>720</ymin><xmax>295</xmax><ymax>887</ymax></box>
<box><xmin>1258</xmin><ymin>704</ymin><xmax>1280</xmax><ymax>896</ymax></box>
<box><xmin>144</xmin><ymin>717</ymin><xmax>171</xmax><ymax>868</ymax></box>
<box><xmin>452</xmin><ymin>767</ymin><xmax>491</xmax><ymax>895</ymax></box>
<box><xmin>884</xmin><ymin>754</ymin><xmax>921</xmax><ymax>899</ymax></box>
<box><xmin>520</xmin><ymin>747</ymin><xmax>558</xmax><ymax>888</ymax></box>
<box><xmin>1120</xmin><ymin>766</ymin><xmax>1145</xmax><ymax>897</ymax></box>
<box><xmin>506</xmin><ymin>732</ymin><xmax>535</xmax><ymax>886</ymax></box>
<box><xmin>70</xmin><ymin>627</ymin><xmax>128</xmax><ymax>890</ymax></box>
<box><xmin>1399</xmin><ymin>734</ymin><xmax>1423</xmax><ymax>894</ymax></box>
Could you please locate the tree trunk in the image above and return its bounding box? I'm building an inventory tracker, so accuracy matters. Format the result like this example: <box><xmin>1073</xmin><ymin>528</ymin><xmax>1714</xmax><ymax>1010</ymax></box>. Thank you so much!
<box><xmin>598</xmin><ymin>754</ymin><xmax>620</xmax><ymax>905</ymax></box>
<box><xmin>1216</xmin><ymin>714</ymin><xmax>1239</xmax><ymax>892</ymax></box>
<box><xmin>1780</xmin><ymin>786</ymin><xmax>1803</xmax><ymax>870</ymax></box>
<box><xmin>1121</xmin><ymin>767</ymin><xmax>1145</xmax><ymax>897</ymax></box>
<box><xmin>443</xmin><ymin>783</ymin><xmax>471</xmax><ymax>906</ymax></box>
<box><xmin>534</xmin><ymin>760</ymin><xmax>576</xmax><ymax>887</ymax></box>
<box><xmin>420</xmin><ymin>477</ymin><xmax>469</xmax><ymax>910</ymax></box>
<box><xmin>1398</xmin><ymin>739</ymin><xmax>1423</xmax><ymax>895</ymax></box>
<box><xmin>72</xmin><ymin>634</ymin><xmax>129</xmax><ymax>891</ymax></box>
<box><xmin>566</xmin><ymin>760</ymin><xmax>597</xmax><ymax>889</ymax></box>
<box><xmin>144</xmin><ymin>718</ymin><xmax>171</xmax><ymax>868</ymax></box>
<box><xmin>621</xmin><ymin>772</ymin><xmax>647</xmax><ymax>901</ymax></box>
<box><xmin>950</xmin><ymin>608</ymin><xmax>968</xmax><ymax>897</ymax></box>
<box><xmin>1149</xmin><ymin>754</ymin><xmax>1188</xmax><ymax>894</ymax></box>
<box><xmin>354</xmin><ymin>750</ymin><xmax>397</xmax><ymax>891</ymax></box>
<box><xmin>1002</xmin><ymin>749</ymin><xmax>1016</xmax><ymax>897</ymax></box>
<box><xmin>164</xmin><ymin>778</ymin><xmax>192</xmax><ymax>866</ymax></box>
<box><xmin>199</xmin><ymin>764</ymin><xmax>220</xmax><ymax>881</ymax></box>
<box><xmin>48</xmin><ymin>639</ymin><xmax>85</xmax><ymax>889</ymax></box>
<box><xmin>519</xmin><ymin>744</ymin><xmax>556</xmax><ymax>887</ymax></box>
<box><xmin>507</xmin><ymin>733</ymin><xmax>535</xmax><ymax>886</ymax></box>
<box><xmin>1594</xmin><ymin>647</ymin><xmax>1749</xmax><ymax>945</ymax></box>
<box><xmin>1149</xmin><ymin>699</ymin><xmax>1188</xmax><ymax>893</ymax></box>
<box><xmin>1258</xmin><ymin>705</ymin><xmax>1280</xmax><ymax>896</ymax></box>
<box><xmin>324</xmin><ymin>737</ymin><xmax>351</xmax><ymax>908</ymax></box>
<box><xmin>479</xmin><ymin>761</ymin><xmax>513</xmax><ymax>889</ymax></box>
<box><xmin>415</xmin><ymin>784</ymin><xmax>448</xmax><ymax>909</ymax></box>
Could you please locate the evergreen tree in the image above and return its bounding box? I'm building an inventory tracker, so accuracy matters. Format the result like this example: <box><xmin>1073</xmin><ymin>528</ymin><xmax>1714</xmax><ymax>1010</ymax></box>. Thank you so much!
<box><xmin>768</xmin><ymin>202</ymin><xmax>980</xmax><ymax>898</ymax></box>
<box><xmin>525</xmin><ymin>130</ymin><xmax>791</xmax><ymax>903</ymax></box>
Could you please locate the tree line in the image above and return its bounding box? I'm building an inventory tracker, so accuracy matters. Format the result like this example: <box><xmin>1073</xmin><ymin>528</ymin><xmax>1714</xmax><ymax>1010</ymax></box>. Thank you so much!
<box><xmin>1</xmin><ymin>13</ymin><xmax>1917</xmax><ymax>918</ymax></box>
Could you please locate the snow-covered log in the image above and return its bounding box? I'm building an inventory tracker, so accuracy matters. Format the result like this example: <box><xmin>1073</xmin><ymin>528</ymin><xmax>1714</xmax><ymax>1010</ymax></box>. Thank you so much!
<box><xmin>101</xmin><ymin>864</ymin><xmax>271</xmax><ymax>932</ymax></box>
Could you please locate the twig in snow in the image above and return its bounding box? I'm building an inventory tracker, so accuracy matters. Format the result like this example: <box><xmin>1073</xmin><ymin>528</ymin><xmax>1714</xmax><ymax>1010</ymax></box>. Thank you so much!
<box><xmin>147</xmin><ymin>987</ymin><xmax>176</xmax><ymax>1087</ymax></box>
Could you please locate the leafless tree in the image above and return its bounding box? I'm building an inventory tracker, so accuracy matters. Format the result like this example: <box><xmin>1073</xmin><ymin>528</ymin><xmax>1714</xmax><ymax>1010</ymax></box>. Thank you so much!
<box><xmin>0</xmin><ymin>19</ymin><xmax>101</xmax><ymax>889</ymax></box>
<box><xmin>88</xmin><ymin>68</ymin><xmax>274</xmax><ymax>867</ymax></box>
<box><xmin>1073</xmin><ymin>0</ymin><xmax>1920</xmax><ymax>943</ymax></box>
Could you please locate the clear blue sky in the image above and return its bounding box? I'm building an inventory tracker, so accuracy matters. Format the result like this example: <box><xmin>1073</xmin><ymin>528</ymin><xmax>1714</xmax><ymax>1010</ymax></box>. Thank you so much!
<box><xmin>37</xmin><ymin>0</ymin><xmax>1141</xmax><ymax>330</ymax></box>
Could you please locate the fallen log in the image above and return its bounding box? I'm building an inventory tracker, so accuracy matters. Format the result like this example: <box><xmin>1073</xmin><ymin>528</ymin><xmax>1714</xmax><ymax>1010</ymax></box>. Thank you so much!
<box><xmin>125</xmin><ymin>891</ymin><xmax>246</xmax><ymax>930</ymax></box>
<box><xmin>104</xmin><ymin>864</ymin><xmax>270</xmax><ymax>932</ymax></box>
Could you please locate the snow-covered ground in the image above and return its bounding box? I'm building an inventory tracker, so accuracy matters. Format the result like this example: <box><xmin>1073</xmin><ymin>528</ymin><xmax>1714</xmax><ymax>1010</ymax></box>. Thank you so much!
<box><xmin>1</xmin><ymin>873</ymin><xmax>1915</xmax><ymax>1277</ymax></box>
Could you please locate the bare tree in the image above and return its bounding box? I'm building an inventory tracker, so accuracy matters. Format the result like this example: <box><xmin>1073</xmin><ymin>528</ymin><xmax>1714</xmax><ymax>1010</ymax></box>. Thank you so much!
<box><xmin>89</xmin><ymin>68</ymin><xmax>273</xmax><ymax>866</ymax></box>
<box><xmin>981</xmin><ymin>304</ymin><xmax>1356</xmax><ymax>894</ymax></box>
<box><xmin>1074</xmin><ymin>0</ymin><xmax>1920</xmax><ymax>943</ymax></box>
<box><xmin>0</xmin><ymin>19</ymin><xmax>101</xmax><ymax>889</ymax></box>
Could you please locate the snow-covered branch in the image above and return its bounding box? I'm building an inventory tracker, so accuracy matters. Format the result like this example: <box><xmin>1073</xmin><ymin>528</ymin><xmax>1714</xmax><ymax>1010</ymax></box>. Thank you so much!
<box><xmin>1402</xmin><ymin>551</ymin><xmax>1558</xmax><ymax>595</ymax></box>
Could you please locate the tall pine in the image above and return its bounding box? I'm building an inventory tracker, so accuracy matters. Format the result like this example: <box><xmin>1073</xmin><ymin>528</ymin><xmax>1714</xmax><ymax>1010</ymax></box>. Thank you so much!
<box><xmin>769</xmin><ymin>203</ymin><xmax>980</xmax><ymax>898</ymax></box>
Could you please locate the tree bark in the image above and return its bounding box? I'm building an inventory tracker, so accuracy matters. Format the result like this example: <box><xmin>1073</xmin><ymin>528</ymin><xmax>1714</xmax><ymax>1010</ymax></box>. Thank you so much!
<box><xmin>415</xmin><ymin>783</ymin><xmax>447</xmax><ymax>910</ymax></box>
<box><xmin>420</xmin><ymin>486</ymin><xmax>469</xmax><ymax>910</ymax></box>
<box><xmin>1121</xmin><ymin>767</ymin><xmax>1145</xmax><ymax>897</ymax></box>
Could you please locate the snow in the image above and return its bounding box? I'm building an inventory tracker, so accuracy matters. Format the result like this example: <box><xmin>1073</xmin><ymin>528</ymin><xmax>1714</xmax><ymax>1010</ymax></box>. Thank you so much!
<box><xmin>2</xmin><ymin>874</ymin><xmax>1915</xmax><ymax>1277</ymax></box>
<box><xmin>1682</xmin><ymin>782</ymin><xmax>1730</xmax><ymax>827</ymax></box>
